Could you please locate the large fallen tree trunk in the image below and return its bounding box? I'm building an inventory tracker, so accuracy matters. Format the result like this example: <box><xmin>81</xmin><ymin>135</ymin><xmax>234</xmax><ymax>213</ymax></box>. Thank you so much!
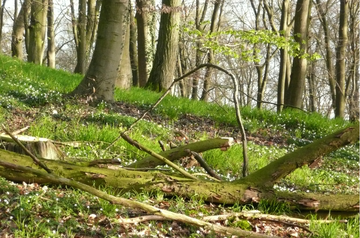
<box><xmin>0</xmin><ymin>123</ymin><xmax>358</xmax><ymax>212</ymax></box>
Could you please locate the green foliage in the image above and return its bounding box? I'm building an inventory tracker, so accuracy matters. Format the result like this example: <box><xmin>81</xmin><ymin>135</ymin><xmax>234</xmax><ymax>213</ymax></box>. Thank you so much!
<box><xmin>183</xmin><ymin>26</ymin><xmax>321</xmax><ymax>62</ymax></box>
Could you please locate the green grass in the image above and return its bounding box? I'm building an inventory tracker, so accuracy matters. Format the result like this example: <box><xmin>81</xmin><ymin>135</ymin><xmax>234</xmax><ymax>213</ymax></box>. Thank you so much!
<box><xmin>0</xmin><ymin>54</ymin><xmax>358</xmax><ymax>237</ymax></box>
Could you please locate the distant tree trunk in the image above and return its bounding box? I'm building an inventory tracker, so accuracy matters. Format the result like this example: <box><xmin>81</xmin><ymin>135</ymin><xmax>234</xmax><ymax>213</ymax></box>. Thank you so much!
<box><xmin>277</xmin><ymin>0</ymin><xmax>291</xmax><ymax>112</ymax></box>
<box><xmin>136</xmin><ymin>0</ymin><xmax>155</xmax><ymax>87</ymax></box>
<box><xmin>285</xmin><ymin>0</ymin><xmax>311</xmax><ymax>109</ymax></box>
<box><xmin>70</xmin><ymin>0</ymin><xmax>129</xmax><ymax>101</ymax></box>
<box><xmin>201</xmin><ymin>0</ymin><xmax>223</xmax><ymax>102</ymax></box>
<box><xmin>71</xmin><ymin>0</ymin><xmax>86</xmax><ymax>74</ymax></box>
<box><xmin>0</xmin><ymin>0</ymin><xmax>6</xmax><ymax>44</ymax></box>
<box><xmin>129</xmin><ymin>3</ymin><xmax>139</xmax><ymax>86</ymax></box>
<box><xmin>28</xmin><ymin>0</ymin><xmax>48</xmax><ymax>65</ymax></box>
<box><xmin>146</xmin><ymin>0</ymin><xmax>181</xmax><ymax>92</ymax></box>
<box><xmin>191</xmin><ymin>0</ymin><xmax>209</xmax><ymax>100</ymax></box>
<box><xmin>348</xmin><ymin>0</ymin><xmax>359</xmax><ymax>121</ymax></box>
<box><xmin>46</xmin><ymin>0</ymin><xmax>55</xmax><ymax>68</ymax></box>
<box><xmin>307</xmin><ymin>63</ymin><xmax>316</xmax><ymax>112</ymax></box>
<box><xmin>315</xmin><ymin>0</ymin><xmax>336</xmax><ymax>112</ymax></box>
<box><xmin>250</xmin><ymin>0</ymin><xmax>272</xmax><ymax>110</ymax></box>
<box><xmin>11</xmin><ymin>0</ymin><xmax>30</xmax><ymax>59</ymax></box>
<box><xmin>70</xmin><ymin>0</ymin><xmax>99</xmax><ymax>74</ymax></box>
<box><xmin>334</xmin><ymin>0</ymin><xmax>348</xmax><ymax>118</ymax></box>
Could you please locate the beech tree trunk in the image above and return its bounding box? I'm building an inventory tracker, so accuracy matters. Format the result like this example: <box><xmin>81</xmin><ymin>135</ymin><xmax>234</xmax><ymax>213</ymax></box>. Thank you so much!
<box><xmin>28</xmin><ymin>0</ymin><xmax>48</xmax><ymax>65</ymax></box>
<box><xmin>146</xmin><ymin>0</ymin><xmax>181</xmax><ymax>92</ymax></box>
<box><xmin>334</xmin><ymin>0</ymin><xmax>348</xmax><ymax>118</ymax></box>
<box><xmin>0</xmin><ymin>123</ymin><xmax>358</xmax><ymax>212</ymax></box>
<box><xmin>70</xmin><ymin>0</ymin><xmax>128</xmax><ymax>101</ymax></box>
<box><xmin>11</xmin><ymin>0</ymin><xmax>30</xmax><ymax>59</ymax></box>
<box><xmin>285</xmin><ymin>0</ymin><xmax>310</xmax><ymax>109</ymax></box>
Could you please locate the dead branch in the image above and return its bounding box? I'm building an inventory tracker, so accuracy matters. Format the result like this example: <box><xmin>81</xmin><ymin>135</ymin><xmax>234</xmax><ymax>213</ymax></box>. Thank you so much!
<box><xmin>127</xmin><ymin>137</ymin><xmax>234</xmax><ymax>168</ymax></box>
<box><xmin>0</xmin><ymin>159</ymin><xmax>278</xmax><ymax>238</ymax></box>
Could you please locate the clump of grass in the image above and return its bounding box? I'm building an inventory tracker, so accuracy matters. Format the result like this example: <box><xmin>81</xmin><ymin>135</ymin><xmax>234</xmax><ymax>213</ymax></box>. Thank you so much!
<box><xmin>309</xmin><ymin>216</ymin><xmax>359</xmax><ymax>238</ymax></box>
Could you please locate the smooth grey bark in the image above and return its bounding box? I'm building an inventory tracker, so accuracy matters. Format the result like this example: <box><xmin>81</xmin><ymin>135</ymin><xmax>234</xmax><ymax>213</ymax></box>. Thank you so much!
<box><xmin>70</xmin><ymin>0</ymin><xmax>129</xmax><ymax>101</ymax></box>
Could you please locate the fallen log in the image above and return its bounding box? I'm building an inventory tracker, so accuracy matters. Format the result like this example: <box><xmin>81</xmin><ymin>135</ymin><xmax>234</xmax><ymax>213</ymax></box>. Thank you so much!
<box><xmin>126</xmin><ymin>137</ymin><xmax>235</xmax><ymax>168</ymax></box>
<box><xmin>0</xmin><ymin>123</ymin><xmax>358</xmax><ymax>212</ymax></box>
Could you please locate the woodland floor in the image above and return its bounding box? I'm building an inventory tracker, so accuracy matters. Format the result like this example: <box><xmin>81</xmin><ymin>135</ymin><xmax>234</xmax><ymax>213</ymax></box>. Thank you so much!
<box><xmin>0</xmin><ymin>100</ymin><xmax>357</xmax><ymax>238</ymax></box>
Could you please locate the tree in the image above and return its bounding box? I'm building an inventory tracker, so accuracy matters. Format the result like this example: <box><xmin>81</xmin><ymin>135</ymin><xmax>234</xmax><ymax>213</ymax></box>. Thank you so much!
<box><xmin>334</xmin><ymin>0</ymin><xmax>348</xmax><ymax>118</ymax></box>
<box><xmin>0</xmin><ymin>0</ymin><xmax>6</xmax><ymax>45</ymax></box>
<box><xmin>70</xmin><ymin>0</ymin><xmax>129</xmax><ymax>101</ymax></box>
<box><xmin>146</xmin><ymin>0</ymin><xmax>181</xmax><ymax>92</ymax></box>
<box><xmin>200</xmin><ymin>0</ymin><xmax>223</xmax><ymax>102</ymax></box>
<box><xmin>11</xmin><ymin>0</ymin><xmax>30</xmax><ymax>59</ymax></box>
<box><xmin>46</xmin><ymin>0</ymin><xmax>55</xmax><ymax>68</ymax></box>
<box><xmin>116</xmin><ymin>9</ymin><xmax>132</xmax><ymax>90</ymax></box>
<box><xmin>285</xmin><ymin>0</ymin><xmax>311</xmax><ymax>109</ymax></box>
<box><xmin>28</xmin><ymin>0</ymin><xmax>48</xmax><ymax>65</ymax></box>
<box><xmin>315</xmin><ymin>0</ymin><xmax>336</xmax><ymax>112</ymax></box>
<box><xmin>277</xmin><ymin>0</ymin><xmax>292</xmax><ymax>112</ymax></box>
<box><xmin>348</xmin><ymin>0</ymin><xmax>359</xmax><ymax>121</ymax></box>
<box><xmin>135</xmin><ymin>0</ymin><xmax>156</xmax><ymax>87</ymax></box>
<box><xmin>70</xmin><ymin>0</ymin><xmax>99</xmax><ymax>74</ymax></box>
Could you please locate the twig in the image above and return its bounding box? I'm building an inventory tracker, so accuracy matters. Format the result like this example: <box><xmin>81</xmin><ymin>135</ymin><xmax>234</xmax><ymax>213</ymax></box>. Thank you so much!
<box><xmin>1</xmin><ymin>125</ymin><xmax>52</xmax><ymax>174</ymax></box>
<box><xmin>118</xmin><ymin>215</ymin><xmax>168</xmax><ymax>224</ymax></box>
<box><xmin>186</xmin><ymin>149</ymin><xmax>222</xmax><ymax>181</ymax></box>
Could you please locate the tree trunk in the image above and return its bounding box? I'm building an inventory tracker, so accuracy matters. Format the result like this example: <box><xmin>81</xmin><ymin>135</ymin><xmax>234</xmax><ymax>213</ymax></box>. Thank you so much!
<box><xmin>191</xmin><ymin>0</ymin><xmax>209</xmax><ymax>100</ymax></box>
<box><xmin>129</xmin><ymin>2</ymin><xmax>139</xmax><ymax>87</ymax></box>
<box><xmin>0</xmin><ymin>123</ymin><xmax>358</xmax><ymax>211</ymax></box>
<box><xmin>315</xmin><ymin>0</ymin><xmax>336</xmax><ymax>113</ymax></box>
<box><xmin>70</xmin><ymin>0</ymin><xmax>129</xmax><ymax>101</ymax></box>
<box><xmin>116</xmin><ymin>16</ymin><xmax>132</xmax><ymax>89</ymax></box>
<box><xmin>72</xmin><ymin>0</ymin><xmax>86</xmax><ymax>74</ymax></box>
<box><xmin>285</xmin><ymin>0</ymin><xmax>310</xmax><ymax>109</ymax></box>
<box><xmin>200</xmin><ymin>0</ymin><xmax>223</xmax><ymax>102</ymax></box>
<box><xmin>46</xmin><ymin>0</ymin><xmax>55</xmax><ymax>68</ymax></box>
<box><xmin>277</xmin><ymin>0</ymin><xmax>291</xmax><ymax>112</ymax></box>
<box><xmin>0</xmin><ymin>0</ymin><xmax>6</xmax><ymax>44</ymax></box>
<box><xmin>334</xmin><ymin>0</ymin><xmax>348</xmax><ymax>118</ymax></box>
<box><xmin>28</xmin><ymin>0</ymin><xmax>48</xmax><ymax>65</ymax></box>
<box><xmin>11</xmin><ymin>0</ymin><xmax>30</xmax><ymax>59</ymax></box>
<box><xmin>348</xmin><ymin>0</ymin><xmax>359</xmax><ymax>121</ymax></box>
<box><xmin>136</xmin><ymin>0</ymin><xmax>155</xmax><ymax>87</ymax></box>
<box><xmin>146</xmin><ymin>0</ymin><xmax>181</xmax><ymax>92</ymax></box>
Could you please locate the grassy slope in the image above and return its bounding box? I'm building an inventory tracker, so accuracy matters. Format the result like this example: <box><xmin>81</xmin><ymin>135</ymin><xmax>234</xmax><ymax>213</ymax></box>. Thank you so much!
<box><xmin>0</xmin><ymin>54</ymin><xmax>359</xmax><ymax>237</ymax></box>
